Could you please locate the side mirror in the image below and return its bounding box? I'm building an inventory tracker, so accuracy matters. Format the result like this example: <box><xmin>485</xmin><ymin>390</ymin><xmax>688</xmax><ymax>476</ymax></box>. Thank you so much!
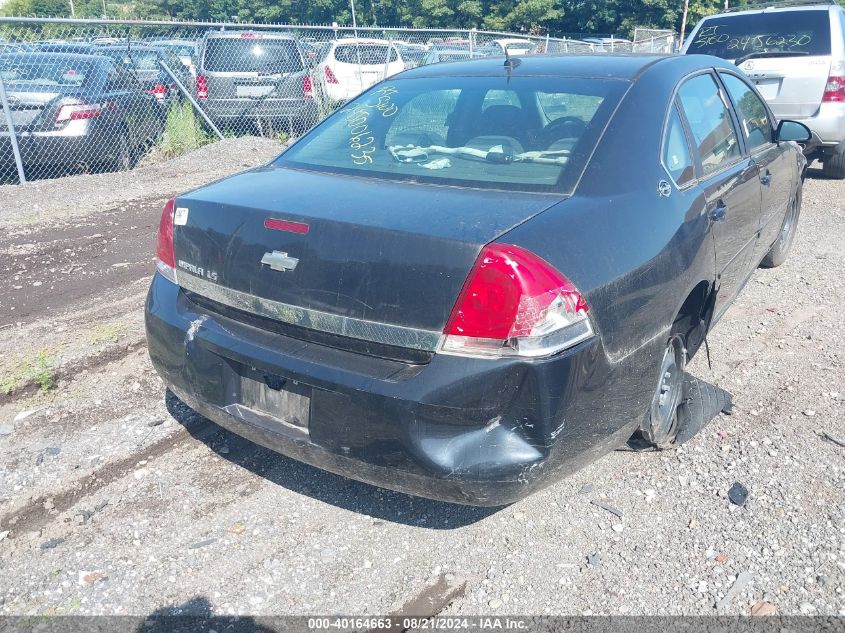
<box><xmin>776</xmin><ymin>120</ymin><xmax>812</xmax><ymax>143</ymax></box>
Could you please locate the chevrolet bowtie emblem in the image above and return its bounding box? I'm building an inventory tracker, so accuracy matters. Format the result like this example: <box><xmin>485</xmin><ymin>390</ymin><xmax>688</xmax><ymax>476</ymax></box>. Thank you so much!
<box><xmin>261</xmin><ymin>250</ymin><xmax>299</xmax><ymax>272</ymax></box>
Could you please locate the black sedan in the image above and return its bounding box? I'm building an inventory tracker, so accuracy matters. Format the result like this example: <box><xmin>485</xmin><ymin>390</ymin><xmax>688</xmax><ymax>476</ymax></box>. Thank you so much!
<box><xmin>94</xmin><ymin>44</ymin><xmax>191</xmax><ymax>111</ymax></box>
<box><xmin>0</xmin><ymin>52</ymin><xmax>162</xmax><ymax>177</ymax></box>
<box><xmin>145</xmin><ymin>54</ymin><xmax>810</xmax><ymax>505</ymax></box>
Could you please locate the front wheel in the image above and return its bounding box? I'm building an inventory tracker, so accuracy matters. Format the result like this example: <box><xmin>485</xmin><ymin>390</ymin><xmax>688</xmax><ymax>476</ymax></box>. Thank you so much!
<box><xmin>760</xmin><ymin>188</ymin><xmax>801</xmax><ymax>268</ymax></box>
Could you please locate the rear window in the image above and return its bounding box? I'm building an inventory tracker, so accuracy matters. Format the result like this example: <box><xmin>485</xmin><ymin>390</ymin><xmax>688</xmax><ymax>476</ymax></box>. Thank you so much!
<box><xmin>102</xmin><ymin>49</ymin><xmax>160</xmax><ymax>71</ymax></box>
<box><xmin>334</xmin><ymin>44</ymin><xmax>398</xmax><ymax>65</ymax></box>
<box><xmin>278</xmin><ymin>76</ymin><xmax>626</xmax><ymax>193</ymax></box>
<box><xmin>203</xmin><ymin>37</ymin><xmax>303</xmax><ymax>73</ymax></box>
<box><xmin>688</xmin><ymin>10</ymin><xmax>832</xmax><ymax>58</ymax></box>
<box><xmin>0</xmin><ymin>57</ymin><xmax>91</xmax><ymax>87</ymax></box>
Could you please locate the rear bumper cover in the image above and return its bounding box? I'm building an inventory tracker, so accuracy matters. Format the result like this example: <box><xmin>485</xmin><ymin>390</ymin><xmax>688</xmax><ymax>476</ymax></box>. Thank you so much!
<box><xmin>145</xmin><ymin>273</ymin><xmax>659</xmax><ymax>505</ymax></box>
<box><xmin>202</xmin><ymin>98</ymin><xmax>317</xmax><ymax>123</ymax></box>
<box><xmin>794</xmin><ymin>102</ymin><xmax>845</xmax><ymax>147</ymax></box>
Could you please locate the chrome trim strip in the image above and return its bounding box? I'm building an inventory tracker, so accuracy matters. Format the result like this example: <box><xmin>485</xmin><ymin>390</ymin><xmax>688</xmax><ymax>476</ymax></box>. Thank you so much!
<box><xmin>178</xmin><ymin>273</ymin><xmax>443</xmax><ymax>352</ymax></box>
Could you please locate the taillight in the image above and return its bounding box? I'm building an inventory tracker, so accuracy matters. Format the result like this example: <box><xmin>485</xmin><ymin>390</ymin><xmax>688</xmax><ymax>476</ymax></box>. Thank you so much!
<box><xmin>156</xmin><ymin>199</ymin><xmax>177</xmax><ymax>283</ymax></box>
<box><xmin>148</xmin><ymin>83</ymin><xmax>168</xmax><ymax>99</ymax></box>
<box><xmin>324</xmin><ymin>65</ymin><xmax>339</xmax><ymax>84</ymax></box>
<box><xmin>303</xmin><ymin>74</ymin><xmax>313</xmax><ymax>99</ymax></box>
<box><xmin>822</xmin><ymin>75</ymin><xmax>845</xmax><ymax>102</ymax></box>
<box><xmin>196</xmin><ymin>75</ymin><xmax>208</xmax><ymax>99</ymax></box>
<box><xmin>441</xmin><ymin>243</ymin><xmax>592</xmax><ymax>358</ymax></box>
<box><xmin>56</xmin><ymin>102</ymin><xmax>102</xmax><ymax>122</ymax></box>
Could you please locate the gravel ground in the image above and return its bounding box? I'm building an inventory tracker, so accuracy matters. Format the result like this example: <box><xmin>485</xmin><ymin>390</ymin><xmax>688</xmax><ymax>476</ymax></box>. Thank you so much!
<box><xmin>0</xmin><ymin>152</ymin><xmax>842</xmax><ymax>619</ymax></box>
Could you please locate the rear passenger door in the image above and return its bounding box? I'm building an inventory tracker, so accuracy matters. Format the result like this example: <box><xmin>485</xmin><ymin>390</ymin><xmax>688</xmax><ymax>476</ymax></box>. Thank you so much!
<box><xmin>677</xmin><ymin>72</ymin><xmax>762</xmax><ymax>318</ymax></box>
<box><xmin>719</xmin><ymin>71</ymin><xmax>793</xmax><ymax>261</ymax></box>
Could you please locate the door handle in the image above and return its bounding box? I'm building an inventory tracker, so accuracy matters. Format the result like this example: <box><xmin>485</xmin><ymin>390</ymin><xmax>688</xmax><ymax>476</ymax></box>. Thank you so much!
<box><xmin>760</xmin><ymin>170</ymin><xmax>772</xmax><ymax>186</ymax></box>
<box><xmin>710</xmin><ymin>201</ymin><xmax>727</xmax><ymax>223</ymax></box>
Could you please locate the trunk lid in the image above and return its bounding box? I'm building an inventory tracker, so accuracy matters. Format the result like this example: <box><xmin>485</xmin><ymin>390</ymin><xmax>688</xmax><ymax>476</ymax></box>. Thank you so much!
<box><xmin>0</xmin><ymin>90</ymin><xmax>61</xmax><ymax>129</ymax></box>
<box><xmin>173</xmin><ymin>165</ymin><xmax>561</xmax><ymax>334</ymax></box>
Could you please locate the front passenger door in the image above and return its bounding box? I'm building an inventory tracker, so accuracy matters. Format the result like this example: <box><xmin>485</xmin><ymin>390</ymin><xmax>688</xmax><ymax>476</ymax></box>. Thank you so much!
<box><xmin>719</xmin><ymin>71</ymin><xmax>792</xmax><ymax>262</ymax></box>
<box><xmin>677</xmin><ymin>72</ymin><xmax>762</xmax><ymax>319</ymax></box>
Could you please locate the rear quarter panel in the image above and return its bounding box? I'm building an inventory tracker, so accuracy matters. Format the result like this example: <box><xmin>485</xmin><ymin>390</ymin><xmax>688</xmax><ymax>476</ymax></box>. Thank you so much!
<box><xmin>500</xmin><ymin>60</ymin><xmax>715</xmax><ymax>365</ymax></box>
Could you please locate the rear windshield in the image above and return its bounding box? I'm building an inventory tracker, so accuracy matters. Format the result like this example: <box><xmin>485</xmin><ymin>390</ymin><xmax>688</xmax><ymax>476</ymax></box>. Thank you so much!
<box><xmin>688</xmin><ymin>10</ymin><xmax>832</xmax><ymax>58</ymax></box>
<box><xmin>434</xmin><ymin>52</ymin><xmax>471</xmax><ymax>62</ymax></box>
<box><xmin>278</xmin><ymin>76</ymin><xmax>626</xmax><ymax>193</ymax></box>
<box><xmin>159</xmin><ymin>43</ymin><xmax>195</xmax><ymax>57</ymax></box>
<box><xmin>0</xmin><ymin>57</ymin><xmax>91</xmax><ymax>87</ymax></box>
<box><xmin>203</xmin><ymin>37</ymin><xmax>303</xmax><ymax>73</ymax></box>
<box><xmin>102</xmin><ymin>49</ymin><xmax>160</xmax><ymax>71</ymax></box>
<box><xmin>334</xmin><ymin>44</ymin><xmax>398</xmax><ymax>64</ymax></box>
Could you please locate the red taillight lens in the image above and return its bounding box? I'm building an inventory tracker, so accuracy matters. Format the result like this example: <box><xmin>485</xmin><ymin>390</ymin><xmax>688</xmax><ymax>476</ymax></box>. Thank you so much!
<box><xmin>196</xmin><ymin>75</ymin><xmax>208</xmax><ymax>99</ymax></box>
<box><xmin>156</xmin><ymin>199</ymin><xmax>177</xmax><ymax>282</ymax></box>
<box><xmin>56</xmin><ymin>102</ymin><xmax>101</xmax><ymax>122</ymax></box>
<box><xmin>148</xmin><ymin>83</ymin><xmax>168</xmax><ymax>98</ymax></box>
<box><xmin>324</xmin><ymin>65</ymin><xmax>339</xmax><ymax>84</ymax></box>
<box><xmin>822</xmin><ymin>75</ymin><xmax>845</xmax><ymax>102</ymax></box>
<box><xmin>303</xmin><ymin>74</ymin><xmax>313</xmax><ymax>99</ymax></box>
<box><xmin>441</xmin><ymin>243</ymin><xmax>592</xmax><ymax>358</ymax></box>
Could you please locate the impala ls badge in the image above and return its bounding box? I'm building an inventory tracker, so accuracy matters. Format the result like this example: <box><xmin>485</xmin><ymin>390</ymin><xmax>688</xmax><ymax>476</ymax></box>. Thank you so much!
<box><xmin>261</xmin><ymin>250</ymin><xmax>299</xmax><ymax>272</ymax></box>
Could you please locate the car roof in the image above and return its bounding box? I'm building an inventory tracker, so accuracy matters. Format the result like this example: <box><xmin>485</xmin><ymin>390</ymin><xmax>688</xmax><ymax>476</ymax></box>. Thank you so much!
<box><xmin>205</xmin><ymin>30</ymin><xmax>296</xmax><ymax>39</ymax></box>
<box><xmin>400</xmin><ymin>53</ymin><xmax>678</xmax><ymax>80</ymax></box>
<box><xmin>97</xmin><ymin>44</ymin><xmax>160</xmax><ymax>50</ymax></box>
<box><xmin>0</xmin><ymin>51</ymin><xmax>106</xmax><ymax>64</ymax></box>
<box><xmin>332</xmin><ymin>37</ymin><xmax>395</xmax><ymax>46</ymax></box>
<box><xmin>699</xmin><ymin>4</ymin><xmax>837</xmax><ymax>17</ymax></box>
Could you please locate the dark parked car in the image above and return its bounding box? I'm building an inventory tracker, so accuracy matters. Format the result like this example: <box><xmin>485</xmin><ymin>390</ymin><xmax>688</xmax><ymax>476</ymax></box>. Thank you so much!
<box><xmin>195</xmin><ymin>31</ymin><xmax>317</xmax><ymax>135</ymax></box>
<box><xmin>0</xmin><ymin>52</ymin><xmax>163</xmax><ymax>176</ymax></box>
<box><xmin>95</xmin><ymin>44</ymin><xmax>191</xmax><ymax>110</ymax></box>
<box><xmin>146</xmin><ymin>54</ymin><xmax>809</xmax><ymax>505</ymax></box>
<box><xmin>35</xmin><ymin>41</ymin><xmax>95</xmax><ymax>54</ymax></box>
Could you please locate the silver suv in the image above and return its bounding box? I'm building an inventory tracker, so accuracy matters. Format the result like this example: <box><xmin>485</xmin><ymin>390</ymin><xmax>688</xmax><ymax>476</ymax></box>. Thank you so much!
<box><xmin>196</xmin><ymin>31</ymin><xmax>317</xmax><ymax>135</ymax></box>
<box><xmin>683</xmin><ymin>1</ymin><xmax>845</xmax><ymax>178</ymax></box>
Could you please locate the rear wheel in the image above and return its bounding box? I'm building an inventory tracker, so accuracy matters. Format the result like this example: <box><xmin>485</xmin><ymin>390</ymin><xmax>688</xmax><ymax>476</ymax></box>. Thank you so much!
<box><xmin>104</xmin><ymin>132</ymin><xmax>135</xmax><ymax>173</ymax></box>
<box><xmin>761</xmin><ymin>188</ymin><xmax>801</xmax><ymax>268</ymax></box>
<box><xmin>822</xmin><ymin>149</ymin><xmax>845</xmax><ymax>179</ymax></box>
<box><xmin>638</xmin><ymin>335</ymin><xmax>686</xmax><ymax>448</ymax></box>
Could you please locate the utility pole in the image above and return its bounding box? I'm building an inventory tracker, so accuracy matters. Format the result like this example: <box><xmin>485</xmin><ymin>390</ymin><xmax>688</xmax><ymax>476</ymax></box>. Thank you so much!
<box><xmin>349</xmin><ymin>0</ymin><xmax>358</xmax><ymax>30</ymax></box>
<box><xmin>679</xmin><ymin>0</ymin><xmax>689</xmax><ymax>49</ymax></box>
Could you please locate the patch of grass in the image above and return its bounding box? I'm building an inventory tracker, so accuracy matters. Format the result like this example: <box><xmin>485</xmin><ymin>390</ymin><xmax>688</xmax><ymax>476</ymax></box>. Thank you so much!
<box><xmin>88</xmin><ymin>321</ymin><xmax>130</xmax><ymax>345</ymax></box>
<box><xmin>13</xmin><ymin>213</ymin><xmax>41</xmax><ymax>226</ymax></box>
<box><xmin>158</xmin><ymin>100</ymin><xmax>213</xmax><ymax>159</ymax></box>
<box><xmin>1</xmin><ymin>349</ymin><xmax>56</xmax><ymax>395</ymax></box>
<box><xmin>276</xmin><ymin>130</ymin><xmax>290</xmax><ymax>144</ymax></box>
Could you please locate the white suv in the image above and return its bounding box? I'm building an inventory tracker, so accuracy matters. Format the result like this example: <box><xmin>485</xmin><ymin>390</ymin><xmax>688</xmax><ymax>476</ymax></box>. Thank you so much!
<box><xmin>683</xmin><ymin>2</ymin><xmax>845</xmax><ymax>178</ymax></box>
<box><xmin>312</xmin><ymin>38</ymin><xmax>405</xmax><ymax>106</ymax></box>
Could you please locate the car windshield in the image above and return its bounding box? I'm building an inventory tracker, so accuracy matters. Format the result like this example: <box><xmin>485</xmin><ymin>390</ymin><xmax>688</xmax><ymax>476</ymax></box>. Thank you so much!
<box><xmin>0</xmin><ymin>57</ymin><xmax>91</xmax><ymax>86</ymax></box>
<box><xmin>688</xmin><ymin>10</ymin><xmax>832</xmax><ymax>58</ymax></box>
<box><xmin>204</xmin><ymin>37</ymin><xmax>302</xmax><ymax>73</ymax></box>
<box><xmin>334</xmin><ymin>44</ymin><xmax>398</xmax><ymax>65</ymax></box>
<box><xmin>278</xmin><ymin>75</ymin><xmax>627</xmax><ymax>193</ymax></box>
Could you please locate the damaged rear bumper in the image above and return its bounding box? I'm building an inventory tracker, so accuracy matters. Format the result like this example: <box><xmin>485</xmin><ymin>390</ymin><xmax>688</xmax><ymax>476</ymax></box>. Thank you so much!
<box><xmin>145</xmin><ymin>273</ymin><xmax>661</xmax><ymax>506</ymax></box>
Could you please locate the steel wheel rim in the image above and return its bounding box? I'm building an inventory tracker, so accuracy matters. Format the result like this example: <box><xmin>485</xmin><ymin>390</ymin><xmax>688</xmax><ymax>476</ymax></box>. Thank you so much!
<box><xmin>650</xmin><ymin>337</ymin><xmax>684</xmax><ymax>443</ymax></box>
<box><xmin>780</xmin><ymin>198</ymin><xmax>797</xmax><ymax>247</ymax></box>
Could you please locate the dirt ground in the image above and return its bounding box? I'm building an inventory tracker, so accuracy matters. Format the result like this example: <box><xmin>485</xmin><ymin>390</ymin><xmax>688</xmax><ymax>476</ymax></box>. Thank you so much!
<box><xmin>0</xmin><ymin>140</ymin><xmax>843</xmax><ymax>618</ymax></box>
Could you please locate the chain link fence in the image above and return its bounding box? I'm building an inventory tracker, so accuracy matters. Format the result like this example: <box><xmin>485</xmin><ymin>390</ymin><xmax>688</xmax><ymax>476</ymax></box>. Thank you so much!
<box><xmin>0</xmin><ymin>17</ymin><xmax>677</xmax><ymax>184</ymax></box>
